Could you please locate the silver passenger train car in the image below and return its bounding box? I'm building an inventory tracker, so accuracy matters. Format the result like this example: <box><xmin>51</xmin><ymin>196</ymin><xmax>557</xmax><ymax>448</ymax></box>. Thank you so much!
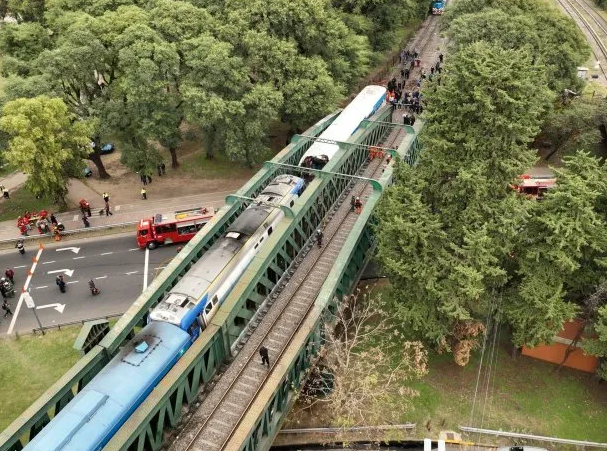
<box><xmin>149</xmin><ymin>174</ymin><xmax>305</xmax><ymax>338</ymax></box>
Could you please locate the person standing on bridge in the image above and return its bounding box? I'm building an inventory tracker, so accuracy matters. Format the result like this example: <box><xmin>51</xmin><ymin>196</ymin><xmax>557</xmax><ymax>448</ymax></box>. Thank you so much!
<box><xmin>259</xmin><ymin>345</ymin><xmax>270</xmax><ymax>367</ymax></box>
<box><xmin>316</xmin><ymin>229</ymin><xmax>323</xmax><ymax>248</ymax></box>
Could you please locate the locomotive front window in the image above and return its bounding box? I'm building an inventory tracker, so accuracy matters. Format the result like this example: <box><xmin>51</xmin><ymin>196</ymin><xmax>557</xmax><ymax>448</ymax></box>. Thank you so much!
<box><xmin>139</xmin><ymin>229</ymin><xmax>148</xmax><ymax>236</ymax></box>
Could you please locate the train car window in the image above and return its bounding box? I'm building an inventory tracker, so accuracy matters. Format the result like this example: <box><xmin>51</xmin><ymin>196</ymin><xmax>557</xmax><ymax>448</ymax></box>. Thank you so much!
<box><xmin>259</xmin><ymin>237</ymin><xmax>264</xmax><ymax>243</ymax></box>
<box><xmin>254</xmin><ymin>244</ymin><xmax>259</xmax><ymax>249</ymax></box>
<box><xmin>268</xmin><ymin>227</ymin><xmax>273</xmax><ymax>235</ymax></box>
<box><xmin>290</xmin><ymin>201</ymin><xmax>294</xmax><ymax>207</ymax></box>
<box><xmin>204</xmin><ymin>301</ymin><xmax>213</xmax><ymax>315</ymax></box>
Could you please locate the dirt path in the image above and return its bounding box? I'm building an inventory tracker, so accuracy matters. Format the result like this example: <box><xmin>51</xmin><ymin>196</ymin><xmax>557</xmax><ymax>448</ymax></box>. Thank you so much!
<box><xmin>84</xmin><ymin>148</ymin><xmax>256</xmax><ymax>205</ymax></box>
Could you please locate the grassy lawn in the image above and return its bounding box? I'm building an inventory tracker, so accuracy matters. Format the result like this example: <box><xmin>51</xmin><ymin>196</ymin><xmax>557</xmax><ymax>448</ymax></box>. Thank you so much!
<box><xmin>405</xmin><ymin>348</ymin><xmax>607</xmax><ymax>442</ymax></box>
<box><xmin>285</xmin><ymin>281</ymin><xmax>607</xmax><ymax>443</ymax></box>
<box><xmin>180</xmin><ymin>143</ymin><xmax>263</xmax><ymax>180</ymax></box>
<box><xmin>0</xmin><ymin>327</ymin><xmax>81</xmax><ymax>431</ymax></box>
<box><xmin>0</xmin><ymin>187</ymin><xmax>63</xmax><ymax>223</ymax></box>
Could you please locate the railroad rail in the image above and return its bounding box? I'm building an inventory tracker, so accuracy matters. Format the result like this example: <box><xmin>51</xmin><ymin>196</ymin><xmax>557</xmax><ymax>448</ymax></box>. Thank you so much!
<box><xmin>556</xmin><ymin>0</ymin><xmax>607</xmax><ymax>80</ymax></box>
<box><xmin>169</xmin><ymin>122</ymin><xmax>405</xmax><ymax>451</ymax></box>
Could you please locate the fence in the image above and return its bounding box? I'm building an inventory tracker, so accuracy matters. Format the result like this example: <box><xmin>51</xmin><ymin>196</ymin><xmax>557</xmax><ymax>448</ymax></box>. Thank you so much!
<box><xmin>459</xmin><ymin>426</ymin><xmax>607</xmax><ymax>448</ymax></box>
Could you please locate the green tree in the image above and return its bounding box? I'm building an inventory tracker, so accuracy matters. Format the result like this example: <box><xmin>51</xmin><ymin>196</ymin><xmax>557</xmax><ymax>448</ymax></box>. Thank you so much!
<box><xmin>445</xmin><ymin>0</ymin><xmax>590</xmax><ymax>93</ymax></box>
<box><xmin>539</xmin><ymin>98</ymin><xmax>604</xmax><ymax>161</ymax></box>
<box><xmin>0</xmin><ymin>96</ymin><xmax>92</xmax><ymax>206</ymax></box>
<box><xmin>376</xmin><ymin>42</ymin><xmax>552</xmax><ymax>363</ymax></box>
<box><xmin>7</xmin><ymin>0</ymin><xmax>45</xmax><ymax>23</ymax></box>
<box><xmin>505</xmin><ymin>152</ymin><xmax>607</xmax><ymax>347</ymax></box>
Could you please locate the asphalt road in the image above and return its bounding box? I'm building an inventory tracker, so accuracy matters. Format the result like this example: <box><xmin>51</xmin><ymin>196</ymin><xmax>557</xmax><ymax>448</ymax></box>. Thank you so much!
<box><xmin>0</xmin><ymin>233</ymin><xmax>178</xmax><ymax>335</ymax></box>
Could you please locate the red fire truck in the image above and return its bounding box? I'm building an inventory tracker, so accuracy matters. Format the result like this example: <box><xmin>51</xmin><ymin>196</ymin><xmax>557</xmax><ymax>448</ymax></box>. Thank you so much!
<box><xmin>513</xmin><ymin>175</ymin><xmax>556</xmax><ymax>199</ymax></box>
<box><xmin>136</xmin><ymin>207</ymin><xmax>215</xmax><ymax>249</ymax></box>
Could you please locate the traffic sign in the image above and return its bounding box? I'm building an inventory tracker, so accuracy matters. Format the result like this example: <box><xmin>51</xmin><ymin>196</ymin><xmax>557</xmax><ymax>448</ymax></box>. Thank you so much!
<box><xmin>23</xmin><ymin>292</ymin><xmax>35</xmax><ymax>309</ymax></box>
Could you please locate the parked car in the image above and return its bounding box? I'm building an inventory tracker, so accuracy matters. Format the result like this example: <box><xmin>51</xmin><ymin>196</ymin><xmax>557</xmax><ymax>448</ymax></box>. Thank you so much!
<box><xmin>101</xmin><ymin>143</ymin><xmax>115</xmax><ymax>154</ymax></box>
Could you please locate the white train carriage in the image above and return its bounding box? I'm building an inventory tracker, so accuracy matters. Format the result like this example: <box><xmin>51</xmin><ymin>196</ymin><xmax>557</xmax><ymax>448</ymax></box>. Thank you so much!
<box><xmin>149</xmin><ymin>175</ymin><xmax>305</xmax><ymax>339</ymax></box>
<box><xmin>299</xmin><ymin>85</ymin><xmax>387</xmax><ymax>169</ymax></box>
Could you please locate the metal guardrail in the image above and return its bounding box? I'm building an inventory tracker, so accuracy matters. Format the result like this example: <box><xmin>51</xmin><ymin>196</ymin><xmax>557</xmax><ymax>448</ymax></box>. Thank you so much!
<box><xmin>459</xmin><ymin>426</ymin><xmax>607</xmax><ymax>448</ymax></box>
<box><xmin>279</xmin><ymin>425</ymin><xmax>417</xmax><ymax>434</ymax></box>
<box><xmin>0</xmin><ymin>220</ymin><xmax>138</xmax><ymax>245</ymax></box>
<box><xmin>31</xmin><ymin>314</ymin><xmax>123</xmax><ymax>335</ymax></box>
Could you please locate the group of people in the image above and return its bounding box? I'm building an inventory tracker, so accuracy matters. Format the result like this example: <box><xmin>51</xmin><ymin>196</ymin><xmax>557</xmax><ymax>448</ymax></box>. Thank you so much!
<box><xmin>16</xmin><ymin>210</ymin><xmax>62</xmax><ymax>237</ymax></box>
<box><xmin>386</xmin><ymin>82</ymin><xmax>424</xmax><ymax>115</ymax></box>
<box><xmin>388</xmin><ymin>48</ymin><xmax>445</xmax><ymax>125</ymax></box>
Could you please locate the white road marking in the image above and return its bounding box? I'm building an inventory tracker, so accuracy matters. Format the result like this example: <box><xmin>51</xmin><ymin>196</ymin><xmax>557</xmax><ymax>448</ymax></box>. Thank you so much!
<box><xmin>115</xmin><ymin>205</ymin><xmax>121</xmax><ymax>211</ymax></box>
<box><xmin>47</xmin><ymin>269</ymin><xmax>74</xmax><ymax>277</ymax></box>
<box><xmin>73</xmin><ymin>256</ymin><xmax>85</xmax><ymax>260</ymax></box>
<box><xmin>129</xmin><ymin>248</ymin><xmax>139</xmax><ymax>251</ymax></box>
<box><xmin>8</xmin><ymin>246</ymin><xmax>44</xmax><ymax>335</ymax></box>
<box><xmin>66</xmin><ymin>281</ymin><xmax>79</xmax><ymax>284</ymax></box>
<box><xmin>72</xmin><ymin>215</ymin><xmax>79</xmax><ymax>221</ymax></box>
<box><xmin>95</xmin><ymin>275</ymin><xmax>107</xmax><ymax>280</ymax></box>
<box><xmin>143</xmin><ymin>248</ymin><xmax>149</xmax><ymax>292</ymax></box>
<box><xmin>14</xmin><ymin>265</ymin><xmax>26</xmax><ymax>269</ymax></box>
<box><xmin>155</xmin><ymin>266</ymin><xmax>166</xmax><ymax>270</ymax></box>
<box><xmin>126</xmin><ymin>271</ymin><xmax>138</xmax><ymax>275</ymax></box>
<box><xmin>56</xmin><ymin>247</ymin><xmax>80</xmax><ymax>254</ymax></box>
<box><xmin>37</xmin><ymin>303</ymin><xmax>65</xmax><ymax>313</ymax></box>
<box><xmin>42</xmin><ymin>261</ymin><xmax>56</xmax><ymax>265</ymax></box>
<box><xmin>35</xmin><ymin>286</ymin><xmax>48</xmax><ymax>289</ymax></box>
<box><xmin>100</xmin><ymin>252</ymin><xmax>113</xmax><ymax>256</ymax></box>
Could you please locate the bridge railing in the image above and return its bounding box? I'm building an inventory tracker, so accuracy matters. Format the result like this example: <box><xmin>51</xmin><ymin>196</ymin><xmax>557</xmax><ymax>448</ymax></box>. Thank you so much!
<box><xmin>102</xmin><ymin>107</ymin><xmax>396</xmax><ymax>451</ymax></box>
<box><xmin>0</xmin><ymin>112</ymin><xmax>340</xmax><ymax>451</ymax></box>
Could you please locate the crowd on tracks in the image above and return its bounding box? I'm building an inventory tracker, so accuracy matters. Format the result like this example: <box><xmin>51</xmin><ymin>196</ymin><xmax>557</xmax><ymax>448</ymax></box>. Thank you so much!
<box><xmin>385</xmin><ymin>48</ymin><xmax>445</xmax><ymax>126</ymax></box>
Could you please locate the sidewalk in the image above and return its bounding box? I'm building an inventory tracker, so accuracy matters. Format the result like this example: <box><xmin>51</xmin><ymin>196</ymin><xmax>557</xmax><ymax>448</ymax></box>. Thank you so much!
<box><xmin>0</xmin><ymin>190</ymin><xmax>233</xmax><ymax>241</ymax></box>
<box><xmin>0</xmin><ymin>171</ymin><xmax>27</xmax><ymax>194</ymax></box>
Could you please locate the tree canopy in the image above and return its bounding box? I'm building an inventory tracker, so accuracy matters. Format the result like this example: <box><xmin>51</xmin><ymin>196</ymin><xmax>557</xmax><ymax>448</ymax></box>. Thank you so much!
<box><xmin>0</xmin><ymin>96</ymin><xmax>92</xmax><ymax>205</ymax></box>
<box><xmin>444</xmin><ymin>0</ymin><xmax>590</xmax><ymax>93</ymax></box>
<box><xmin>377</xmin><ymin>41</ymin><xmax>552</xmax><ymax>363</ymax></box>
<box><xmin>0</xmin><ymin>0</ymin><xmax>428</xmax><ymax>173</ymax></box>
<box><xmin>376</xmin><ymin>0</ymin><xmax>607</xmax><ymax>370</ymax></box>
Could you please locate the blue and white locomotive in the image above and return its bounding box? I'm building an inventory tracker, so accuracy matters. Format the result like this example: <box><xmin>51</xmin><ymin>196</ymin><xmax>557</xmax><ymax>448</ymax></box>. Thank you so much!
<box><xmin>299</xmin><ymin>85</ymin><xmax>386</xmax><ymax>169</ymax></box>
<box><xmin>24</xmin><ymin>175</ymin><xmax>304</xmax><ymax>451</ymax></box>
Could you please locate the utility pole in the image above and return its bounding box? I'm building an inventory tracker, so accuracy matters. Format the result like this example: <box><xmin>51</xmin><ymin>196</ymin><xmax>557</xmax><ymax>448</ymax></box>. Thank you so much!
<box><xmin>23</xmin><ymin>292</ymin><xmax>44</xmax><ymax>335</ymax></box>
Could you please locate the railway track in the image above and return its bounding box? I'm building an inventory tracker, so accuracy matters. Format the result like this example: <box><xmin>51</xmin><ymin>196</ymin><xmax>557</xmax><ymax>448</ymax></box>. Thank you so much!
<box><xmin>170</xmin><ymin>125</ymin><xmax>405</xmax><ymax>451</ymax></box>
<box><xmin>556</xmin><ymin>0</ymin><xmax>607</xmax><ymax>80</ymax></box>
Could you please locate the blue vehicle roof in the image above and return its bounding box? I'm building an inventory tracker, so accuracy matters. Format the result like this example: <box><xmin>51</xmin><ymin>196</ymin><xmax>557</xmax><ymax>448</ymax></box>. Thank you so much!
<box><xmin>24</xmin><ymin>322</ymin><xmax>190</xmax><ymax>451</ymax></box>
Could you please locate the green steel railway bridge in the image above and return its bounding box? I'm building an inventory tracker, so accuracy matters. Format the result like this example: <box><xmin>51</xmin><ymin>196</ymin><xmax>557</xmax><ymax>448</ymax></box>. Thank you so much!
<box><xmin>0</xmin><ymin>104</ymin><xmax>423</xmax><ymax>451</ymax></box>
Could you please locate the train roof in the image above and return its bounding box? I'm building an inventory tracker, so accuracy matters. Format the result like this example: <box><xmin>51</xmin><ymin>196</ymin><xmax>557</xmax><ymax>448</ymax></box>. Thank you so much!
<box><xmin>298</xmin><ymin>85</ymin><xmax>386</xmax><ymax>165</ymax></box>
<box><xmin>24</xmin><ymin>322</ymin><xmax>190</xmax><ymax>451</ymax></box>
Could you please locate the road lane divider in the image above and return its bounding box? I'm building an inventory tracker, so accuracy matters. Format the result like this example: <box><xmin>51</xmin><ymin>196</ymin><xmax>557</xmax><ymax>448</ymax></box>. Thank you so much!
<box><xmin>143</xmin><ymin>248</ymin><xmax>149</xmax><ymax>292</ymax></box>
<box><xmin>7</xmin><ymin>244</ymin><xmax>44</xmax><ymax>335</ymax></box>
